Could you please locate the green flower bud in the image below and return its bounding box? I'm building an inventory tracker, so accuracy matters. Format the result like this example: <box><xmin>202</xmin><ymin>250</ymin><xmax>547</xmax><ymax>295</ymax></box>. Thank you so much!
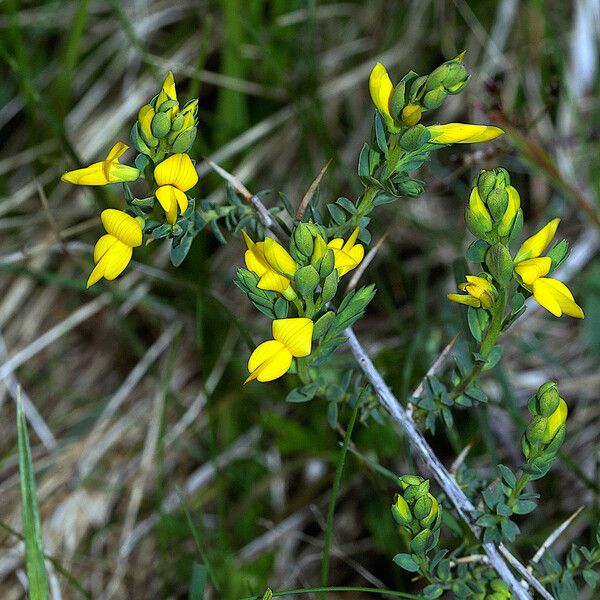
<box><xmin>399</xmin><ymin>124</ymin><xmax>431</xmax><ymax>151</ymax></box>
<box><xmin>401</xmin><ymin>104</ymin><xmax>422</xmax><ymax>127</ymax></box>
<box><xmin>390</xmin><ymin>80</ymin><xmax>406</xmax><ymax>120</ymax></box>
<box><xmin>408</xmin><ymin>75</ymin><xmax>428</xmax><ymax>103</ymax></box>
<box><xmin>156</xmin><ymin>98</ymin><xmax>178</xmax><ymax>113</ymax></box>
<box><xmin>392</xmin><ymin>494</ymin><xmax>412</xmax><ymax>525</ymax></box>
<box><xmin>292</xmin><ymin>223</ymin><xmax>315</xmax><ymax>259</ymax></box>
<box><xmin>410</xmin><ymin>528</ymin><xmax>433</xmax><ymax>554</ymax></box>
<box><xmin>487</xmin><ymin>188</ymin><xmax>509</xmax><ymax>222</ymax></box>
<box><xmin>413</xmin><ymin>494</ymin><xmax>433</xmax><ymax>520</ymax></box>
<box><xmin>543</xmin><ymin>398</ymin><xmax>567</xmax><ymax>444</ymax></box>
<box><xmin>151</xmin><ymin>111</ymin><xmax>172</xmax><ymax>139</ymax></box>
<box><xmin>319</xmin><ymin>248</ymin><xmax>335</xmax><ymax>279</ymax></box>
<box><xmin>419</xmin><ymin>495</ymin><xmax>440</xmax><ymax>529</ymax></box>
<box><xmin>426</xmin><ymin>64</ymin><xmax>451</xmax><ymax>90</ymax></box>
<box><xmin>423</xmin><ymin>86</ymin><xmax>448</xmax><ymax>110</ymax></box>
<box><xmin>443</xmin><ymin>63</ymin><xmax>468</xmax><ymax>89</ymax></box>
<box><xmin>321</xmin><ymin>270</ymin><xmax>338</xmax><ymax>304</ymax></box>
<box><xmin>172</xmin><ymin>127</ymin><xmax>197</xmax><ymax>153</ymax></box>
<box><xmin>536</xmin><ymin>382</ymin><xmax>560</xmax><ymax>417</ymax></box>
<box><xmin>485</xmin><ymin>243</ymin><xmax>513</xmax><ymax>285</ymax></box>
<box><xmin>397</xmin><ymin>178</ymin><xmax>425</xmax><ymax>198</ymax></box>
<box><xmin>294</xmin><ymin>265</ymin><xmax>320</xmax><ymax>296</ymax></box>
<box><xmin>399</xmin><ymin>474</ymin><xmax>423</xmax><ymax>489</ymax></box>
<box><xmin>171</xmin><ymin>112</ymin><xmax>185</xmax><ymax>132</ymax></box>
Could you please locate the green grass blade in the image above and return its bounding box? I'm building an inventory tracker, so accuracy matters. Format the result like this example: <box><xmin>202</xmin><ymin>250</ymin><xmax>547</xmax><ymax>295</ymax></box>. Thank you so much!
<box><xmin>189</xmin><ymin>562</ymin><xmax>208</xmax><ymax>600</ymax></box>
<box><xmin>17</xmin><ymin>392</ymin><xmax>50</xmax><ymax>600</ymax></box>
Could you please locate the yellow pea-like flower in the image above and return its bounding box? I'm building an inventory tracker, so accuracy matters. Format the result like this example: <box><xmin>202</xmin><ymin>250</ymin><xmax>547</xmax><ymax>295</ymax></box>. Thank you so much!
<box><xmin>87</xmin><ymin>209</ymin><xmax>143</xmax><ymax>288</ymax></box>
<box><xmin>61</xmin><ymin>143</ymin><xmax>140</xmax><ymax>186</ymax></box>
<box><xmin>531</xmin><ymin>278</ymin><xmax>584</xmax><ymax>319</ymax></box>
<box><xmin>242</xmin><ymin>231</ymin><xmax>292</xmax><ymax>294</ymax></box>
<box><xmin>369</xmin><ymin>62</ymin><xmax>396</xmax><ymax>128</ymax></box>
<box><xmin>448</xmin><ymin>275</ymin><xmax>496</xmax><ymax>309</ymax></box>
<box><xmin>427</xmin><ymin>123</ymin><xmax>504</xmax><ymax>144</ymax></box>
<box><xmin>327</xmin><ymin>227</ymin><xmax>365</xmax><ymax>277</ymax></box>
<box><xmin>245</xmin><ymin>318</ymin><xmax>314</xmax><ymax>383</ymax></box>
<box><xmin>513</xmin><ymin>218</ymin><xmax>583</xmax><ymax>318</ymax></box>
<box><xmin>154</xmin><ymin>153</ymin><xmax>198</xmax><ymax>224</ymax></box>
<box><xmin>544</xmin><ymin>397</ymin><xmax>568</xmax><ymax>443</ymax></box>
<box><xmin>497</xmin><ymin>185</ymin><xmax>521</xmax><ymax>237</ymax></box>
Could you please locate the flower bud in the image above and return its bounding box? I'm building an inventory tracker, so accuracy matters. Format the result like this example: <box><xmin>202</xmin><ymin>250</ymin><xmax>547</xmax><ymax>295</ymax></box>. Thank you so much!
<box><xmin>485</xmin><ymin>243</ymin><xmax>513</xmax><ymax>285</ymax></box>
<box><xmin>412</xmin><ymin>494</ymin><xmax>433</xmax><ymax>521</ymax></box>
<box><xmin>419</xmin><ymin>495</ymin><xmax>440</xmax><ymax>529</ymax></box>
<box><xmin>318</xmin><ymin>248</ymin><xmax>335</xmax><ymax>279</ymax></box>
<box><xmin>151</xmin><ymin>111</ymin><xmax>172</xmax><ymax>139</ymax></box>
<box><xmin>536</xmin><ymin>381</ymin><xmax>560</xmax><ymax>417</ymax></box>
<box><xmin>546</xmin><ymin>240</ymin><xmax>569</xmax><ymax>270</ymax></box>
<box><xmin>423</xmin><ymin>86</ymin><xmax>448</xmax><ymax>110</ymax></box>
<box><xmin>321</xmin><ymin>270</ymin><xmax>338</xmax><ymax>303</ymax></box>
<box><xmin>487</xmin><ymin>188</ymin><xmax>509</xmax><ymax>222</ymax></box>
<box><xmin>392</xmin><ymin>494</ymin><xmax>412</xmax><ymax>525</ymax></box>
<box><xmin>543</xmin><ymin>398</ymin><xmax>567</xmax><ymax>444</ymax></box>
<box><xmin>390</xmin><ymin>80</ymin><xmax>406</xmax><ymax>120</ymax></box>
<box><xmin>292</xmin><ymin>223</ymin><xmax>315</xmax><ymax>259</ymax></box>
<box><xmin>397</xmin><ymin>178</ymin><xmax>425</xmax><ymax>198</ymax></box>
<box><xmin>171</xmin><ymin>127</ymin><xmax>197</xmax><ymax>153</ymax></box>
<box><xmin>294</xmin><ymin>265</ymin><xmax>320</xmax><ymax>296</ymax></box>
<box><xmin>407</xmin><ymin>75</ymin><xmax>427</xmax><ymax>103</ymax></box>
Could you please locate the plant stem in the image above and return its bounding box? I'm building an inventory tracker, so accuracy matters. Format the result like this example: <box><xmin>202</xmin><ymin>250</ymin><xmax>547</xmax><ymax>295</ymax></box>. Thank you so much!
<box><xmin>507</xmin><ymin>472</ymin><xmax>531</xmax><ymax>507</ymax></box>
<box><xmin>321</xmin><ymin>388</ymin><xmax>365</xmax><ymax>596</ymax></box>
<box><xmin>239</xmin><ymin>587</ymin><xmax>421</xmax><ymax>600</ymax></box>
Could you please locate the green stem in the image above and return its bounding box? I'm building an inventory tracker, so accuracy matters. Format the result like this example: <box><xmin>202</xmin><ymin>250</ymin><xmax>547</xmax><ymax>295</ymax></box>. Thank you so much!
<box><xmin>450</xmin><ymin>287</ymin><xmax>508</xmax><ymax>399</ymax></box>
<box><xmin>321</xmin><ymin>388</ymin><xmax>365</xmax><ymax>596</ymax></box>
<box><xmin>507</xmin><ymin>472</ymin><xmax>531</xmax><ymax>507</ymax></box>
<box><xmin>239</xmin><ymin>587</ymin><xmax>421</xmax><ymax>600</ymax></box>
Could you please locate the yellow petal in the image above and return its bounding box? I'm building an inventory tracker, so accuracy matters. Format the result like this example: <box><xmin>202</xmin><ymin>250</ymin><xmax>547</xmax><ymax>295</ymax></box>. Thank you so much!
<box><xmin>401</xmin><ymin>104</ymin><xmax>422</xmax><ymax>127</ymax></box>
<box><xmin>342</xmin><ymin>227</ymin><xmax>360</xmax><ymax>253</ymax></box>
<box><xmin>469</xmin><ymin>188</ymin><xmax>493</xmax><ymax>228</ymax></box>
<box><xmin>272</xmin><ymin>318</ymin><xmax>313</xmax><ymax>357</ymax></box>
<box><xmin>369</xmin><ymin>62</ymin><xmax>394</xmax><ymax>120</ymax></box>
<box><xmin>428</xmin><ymin>123</ymin><xmax>504</xmax><ymax>144</ymax></box>
<box><xmin>257</xmin><ymin>270</ymin><xmax>291</xmax><ymax>294</ymax></box>
<box><xmin>514</xmin><ymin>257</ymin><xmax>551</xmax><ymax>285</ymax></box>
<box><xmin>154</xmin><ymin>153</ymin><xmax>198</xmax><ymax>192</ymax></box>
<box><xmin>244</xmin><ymin>245</ymin><xmax>268</xmax><ymax>277</ymax></box>
<box><xmin>61</xmin><ymin>161</ymin><xmax>108</xmax><ymax>185</ymax></box>
<box><xmin>532</xmin><ymin>277</ymin><xmax>584</xmax><ymax>319</ymax></box>
<box><xmin>162</xmin><ymin>71</ymin><xmax>177</xmax><ymax>102</ymax></box>
<box><xmin>101</xmin><ymin>209</ymin><xmax>142</xmax><ymax>247</ymax></box>
<box><xmin>105</xmin><ymin>142</ymin><xmax>129</xmax><ymax>164</ymax></box>
<box><xmin>138</xmin><ymin>104</ymin><xmax>155</xmax><ymax>138</ymax></box>
<box><xmin>245</xmin><ymin>339</ymin><xmax>292</xmax><ymax>383</ymax></box>
<box><xmin>155</xmin><ymin>185</ymin><xmax>180</xmax><ymax>224</ymax></box>
<box><xmin>447</xmin><ymin>293</ymin><xmax>480</xmax><ymax>308</ymax></box>
<box><xmin>465</xmin><ymin>275</ymin><xmax>493</xmax><ymax>292</ymax></box>
<box><xmin>87</xmin><ymin>239</ymin><xmax>132</xmax><ymax>287</ymax></box>
<box><xmin>263</xmin><ymin>238</ymin><xmax>297</xmax><ymax>276</ymax></box>
<box><xmin>515</xmin><ymin>218</ymin><xmax>560</xmax><ymax>263</ymax></box>
<box><xmin>546</xmin><ymin>398</ymin><xmax>568</xmax><ymax>439</ymax></box>
<box><xmin>93</xmin><ymin>234</ymin><xmax>118</xmax><ymax>263</ymax></box>
<box><xmin>498</xmin><ymin>185</ymin><xmax>520</xmax><ymax>236</ymax></box>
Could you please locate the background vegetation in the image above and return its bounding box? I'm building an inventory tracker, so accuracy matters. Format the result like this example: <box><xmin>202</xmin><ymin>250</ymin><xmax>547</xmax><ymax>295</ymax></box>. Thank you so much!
<box><xmin>0</xmin><ymin>0</ymin><xmax>599</xmax><ymax>598</ymax></box>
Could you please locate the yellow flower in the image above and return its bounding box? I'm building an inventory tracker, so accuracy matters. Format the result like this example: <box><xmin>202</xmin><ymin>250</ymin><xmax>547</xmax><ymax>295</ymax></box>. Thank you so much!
<box><xmin>531</xmin><ymin>278</ymin><xmax>584</xmax><ymax>319</ymax></box>
<box><xmin>369</xmin><ymin>62</ymin><xmax>395</xmax><ymax>127</ymax></box>
<box><xmin>154</xmin><ymin>153</ymin><xmax>198</xmax><ymax>224</ymax></box>
<box><xmin>242</xmin><ymin>231</ymin><xmax>293</xmax><ymax>294</ymax></box>
<box><xmin>87</xmin><ymin>209</ymin><xmax>142</xmax><ymax>288</ymax></box>
<box><xmin>263</xmin><ymin>238</ymin><xmax>298</xmax><ymax>277</ymax></box>
<box><xmin>327</xmin><ymin>227</ymin><xmax>365</xmax><ymax>276</ymax></box>
<box><xmin>497</xmin><ymin>185</ymin><xmax>521</xmax><ymax>237</ymax></box>
<box><xmin>448</xmin><ymin>275</ymin><xmax>495</xmax><ymax>309</ymax></box>
<box><xmin>138</xmin><ymin>104</ymin><xmax>156</xmax><ymax>142</ymax></box>
<box><xmin>181</xmin><ymin>99</ymin><xmax>198</xmax><ymax>130</ymax></box>
<box><xmin>61</xmin><ymin>143</ymin><xmax>140</xmax><ymax>186</ymax></box>
<box><xmin>427</xmin><ymin>123</ymin><xmax>504</xmax><ymax>144</ymax></box>
<box><xmin>513</xmin><ymin>218</ymin><xmax>583</xmax><ymax>318</ymax></box>
<box><xmin>245</xmin><ymin>318</ymin><xmax>314</xmax><ymax>383</ymax></box>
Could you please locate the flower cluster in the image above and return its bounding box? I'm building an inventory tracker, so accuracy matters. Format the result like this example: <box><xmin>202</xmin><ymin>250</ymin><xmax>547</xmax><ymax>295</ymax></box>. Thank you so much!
<box><xmin>449</xmin><ymin>168</ymin><xmax>584</xmax><ymax>320</ymax></box>
<box><xmin>238</xmin><ymin>223</ymin><xmax>367</xmax><ymax>383</ymax></box>
<box><xmin>61</xmin><ymin>73</ymin><xmax>199</xmax><ymax>286</ymax></box>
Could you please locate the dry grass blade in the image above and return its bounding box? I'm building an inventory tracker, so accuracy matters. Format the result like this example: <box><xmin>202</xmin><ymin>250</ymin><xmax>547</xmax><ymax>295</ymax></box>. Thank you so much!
<box><xmin>345</xmin><ymin>229</ymin><xmax>389</xmax><ymax>292</ymax></box>
<box><xmin>530</xmin><ymin>506</ymin><xmax>585</xmax><ymax>565</ymax></box>
<box><xmin>295</xmin><ymin>159</ymin><xmax>332</xmax><ymax>221</ymax></box>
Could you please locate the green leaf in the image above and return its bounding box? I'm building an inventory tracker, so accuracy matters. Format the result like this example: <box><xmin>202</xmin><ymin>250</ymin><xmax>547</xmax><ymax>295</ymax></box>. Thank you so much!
<box><xmin>393</xmin><ymin>552</ymin><xmax>420</xmax><ymax>572</ymax></box>
<box><xmin>466</xmin><ymin>239</ymin><xmax>490</xmax><ymax>263</ymax></box>
<box><xmin>189</xmin><ymin>562</ymin><xmax>208</xmax><ymax>600</ymax></box>
<box><xmin>327</xmin><ymin>203</ymin><xmax>346</xmax><ymax>225</ymax></box>
<box><xmin>497</xmin><ymin>464</ymin><xmax>516</xmax><ymax>488</ymax></box>
<box><xmin>358</xmin><ymin>143</ymin><xmax>371</xmax><ymax>177</ymax></box>
<box><xmin>467</xmin><ymin>307</ymin><xmax>483</xmax><ymax>342</ymax></box>
<box><xmin>17</xmin><ymin>395</ymin><xmax>50</xmax><ymax>600</ymax></box>
<box><xmin>374</xmin><ymin>112</ymin><xmax>388</xmax><ymax>153</ymax></box>
<box><xmin>423</xmin><ymin>583</ymin><xmax>444</xmax><ymax>599</ymax></box>
<box><xmin>482</xmin><ymin>345</ymin><xmax>504</xmax><ymax>370</ymax></box>
<box><xmin>500</xmin><ymin>518</ymin><xmax>520</xmax><ymax>542</ymax></box>
<box><xmin>512</xmin><ymin>499</ymin><xmax>537</xmax><ymax>515</ymax></box>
